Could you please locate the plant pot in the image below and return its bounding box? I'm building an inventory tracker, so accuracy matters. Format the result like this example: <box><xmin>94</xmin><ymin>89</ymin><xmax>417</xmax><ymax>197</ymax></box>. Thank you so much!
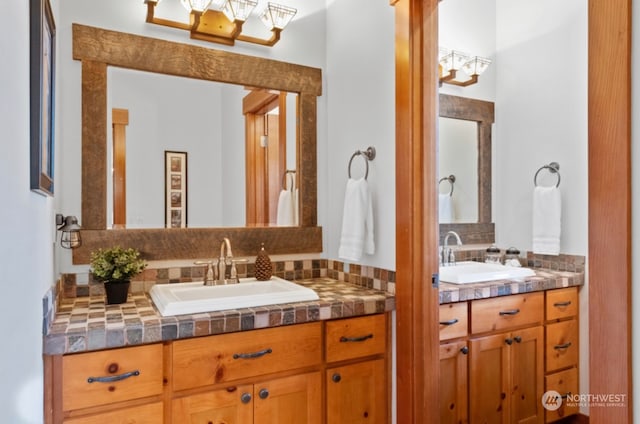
<box><xmin>104</xmin><ymin>280</ymin><xmax>130</xmax><ymax>305</ymax></box>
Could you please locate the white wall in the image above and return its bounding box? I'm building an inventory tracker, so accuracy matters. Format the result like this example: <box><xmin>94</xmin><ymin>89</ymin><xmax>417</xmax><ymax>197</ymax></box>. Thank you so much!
<box><xmin>494</xmin><ymin>0</ymin><xmax>587</xmax><ymax>256</ymax></box>
<box><xmin>325</xmin><ymin>0</ymin><xmax>396</xmax><ymax>271</ymax></box>
<box><xmin>0</xmin><ymin>1</ymin><xmax>58</xmax><ymax>422</ymax></box>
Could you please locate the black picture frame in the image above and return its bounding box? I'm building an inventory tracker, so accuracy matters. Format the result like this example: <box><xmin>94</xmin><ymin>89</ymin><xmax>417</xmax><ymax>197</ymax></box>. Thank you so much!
<box><xmin>30</xmin><ymin>0</ymin><xmax>56</xmax><ymax>196</ymax></box>
<box><xmin>164</xmin><ymin>151</ymin><xmax>188</xmax><ymax>228</ymax></box>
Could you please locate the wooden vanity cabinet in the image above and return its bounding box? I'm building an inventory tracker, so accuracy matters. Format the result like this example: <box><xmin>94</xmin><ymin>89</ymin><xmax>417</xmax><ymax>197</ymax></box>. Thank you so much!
<box><xmin>438</xmin><ymin>302</ymin><xmax>469</xmax><ymax>424</ymax></box>
<box><xmin>47</xmin><ymin>314</ymin><xmax>389</xmax><ymax>424</ymax></box>
<box><xmin>469</xmin><ymin>292</ymin><xmax>545</xmax><ymax>424</ymax></box>
<box><xmin>438</xmin><ymin>287</ymin><xmax>581</xmax><ymax>424</ymax></box>
<box><xmin>170</xmin><ymin>322</ymin><xmax>323</xmax><ymax>424</ymax></box>
<box><xmin>325</xmin><ymin>314</ymin><xmax>389</xmax><ymax>424</ymax></box>
<box><xmin>544</xmin><ymin>287</ymin><xmax>580</xmax><ymax>423</ymax></box>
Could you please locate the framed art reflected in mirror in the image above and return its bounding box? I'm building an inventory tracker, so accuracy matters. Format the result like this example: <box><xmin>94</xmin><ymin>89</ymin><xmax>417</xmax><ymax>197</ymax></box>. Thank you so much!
<box><xmin>165</xmin><ymin>151</ymin><xmax>188</xmax><ymax>228</ymax></box>
<box><xmin>30</xmin><ymin>0</ymin><xmax>56</xmax><ymax>196</ymax></box>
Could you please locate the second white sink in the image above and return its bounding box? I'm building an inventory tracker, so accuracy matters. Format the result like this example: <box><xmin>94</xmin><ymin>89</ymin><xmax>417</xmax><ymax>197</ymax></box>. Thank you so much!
<box><xmin>440</xmin><ymin>261</ymin><xmax>536</xmax><ymax>284</ymax></box>
<box><xmin>150</xmin><ymin>276</ymin><xmax>319</xmax><ymax>316</ymax></box>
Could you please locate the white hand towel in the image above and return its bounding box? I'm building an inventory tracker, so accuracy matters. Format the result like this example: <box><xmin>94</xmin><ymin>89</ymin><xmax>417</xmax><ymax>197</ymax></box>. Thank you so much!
<box><xmin>532</xmin><ymin>186</ymin><xmax>561</xmax><ymax>255</ymax></box>
<box><xmin>276</xmin><ymin>189</ymin><xmax>295</xmax><ymax>226</ymax></box>
<box><xmin>277</xmin><ymin>173</ymin><xmax>297</xmax><ymax>226</ymax></box>
<box><xmin>338</xmin><ymin>178</ymin><xmax>375</xmax><ymax>261</ymax></box>
<box><xmin>439</xmin><ymin>193</ymin><xmax>454</xmax><ymax>223</ymax></box>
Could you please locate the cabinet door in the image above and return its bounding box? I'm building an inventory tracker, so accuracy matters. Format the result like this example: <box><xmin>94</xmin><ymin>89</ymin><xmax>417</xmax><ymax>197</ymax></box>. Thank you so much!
<box><xmin>172</xmin><ymin>384</ymin><xmax>253</xmax><ymax>424</ymax></box>
<box><xmin>327</xmin><ymin>359</ymin><xmax>387</xmax><ymax>423</ymax></box>
<box><xmin>510</xmin><ymin>326</ymin><xmax>544</xmax><ymax>424</ymax></box>
<box><xmin>469</xmin><ymin>333</ymin><xmax>509</xmax><ymax>424</ymax></box>
<box><xmin>439</xmin><ymin>340</ymin><xmax>468</xmax><ymax>424</ymax></box>
<box><xmin>254</xmin><ymin>372</ymin><xmax>321</xmax><ymax>424</ymax></box>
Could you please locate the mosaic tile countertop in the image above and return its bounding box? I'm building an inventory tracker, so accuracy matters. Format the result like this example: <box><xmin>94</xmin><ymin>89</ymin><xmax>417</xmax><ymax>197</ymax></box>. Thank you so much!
<box><xmin>438</xmin><ymin>267</ymin><xmax>585</xmax><ymax>304</ymax></box>
<box><xmin>44</xmin><ymin>278</ymin><xmax>396</xmax><ymax>355</ymax></box>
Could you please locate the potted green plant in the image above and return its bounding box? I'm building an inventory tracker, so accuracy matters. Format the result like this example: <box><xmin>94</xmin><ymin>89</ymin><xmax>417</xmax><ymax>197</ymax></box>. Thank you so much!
<box><xmin>90</xmin><ymin>246</ymin><xmax>147</xmax><ymax>305</ymax></box>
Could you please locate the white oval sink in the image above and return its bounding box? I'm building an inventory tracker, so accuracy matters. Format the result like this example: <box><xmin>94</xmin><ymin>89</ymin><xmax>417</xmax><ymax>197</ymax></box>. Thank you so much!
<box><xmin>150</xmin><ymin>276</ymin><xmax>319</xmax><ymax>316</ymax></box>
<box><xmin>439</xmin><ymin>261</ymin><xmax>536</xmax><ymax>284</ymax></box>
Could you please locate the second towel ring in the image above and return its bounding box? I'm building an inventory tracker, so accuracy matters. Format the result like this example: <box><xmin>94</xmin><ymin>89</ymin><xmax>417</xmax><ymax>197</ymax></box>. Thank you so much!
<box><xmin>348</xmin><ymin>146</ymin><xmax>376</xmax><ymax>180</ymax></box>
<box><xmin>533</xmin><ymin>162</ymin><xmax>561</xmax><ymax>187</ymax></box>
<box><xmin>439</xmin><ymin>175</ymin><xmax>456</xmax><ymax>196</ymax></box>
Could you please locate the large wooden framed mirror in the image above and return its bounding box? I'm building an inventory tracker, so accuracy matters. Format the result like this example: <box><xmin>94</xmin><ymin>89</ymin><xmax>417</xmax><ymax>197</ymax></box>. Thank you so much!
<box><xmin>71</xmin><ymin>24</ymin><xmax>323</xmax><ymax>263</ymax></box>
<box><xmin>438</xmin><ymin>93</ymin><xmax>495</xmax><ymax>244</ymax></box>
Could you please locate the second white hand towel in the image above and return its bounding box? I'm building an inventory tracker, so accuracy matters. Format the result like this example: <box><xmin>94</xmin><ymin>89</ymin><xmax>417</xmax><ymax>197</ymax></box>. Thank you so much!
<box><xmin>439</xmin><ymin>193</ymin><xmax>454</xmax><ymax>223</ymax></box>
<box><xmin>338</xmin><ymin>178</ymin><xmax>375</xmax><ymax>261</ymax></box>
<box><xmin>532</xmin><ymin>185</ymin><xmax>561</xmax><ymax>255</ymax></box>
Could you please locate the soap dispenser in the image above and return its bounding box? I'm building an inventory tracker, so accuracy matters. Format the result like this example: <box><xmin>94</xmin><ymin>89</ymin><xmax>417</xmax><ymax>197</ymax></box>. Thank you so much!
<box><xmin>254</xmin><ymin>243</ymin><xmax>273</xmax><ymax>281</ymax></box>
<box><xmin>504</xmin><ymin>247</ymin><xmax>522</xmax><ymax>267</ymax></box>
<box><xmin>485</xmin><ymin>245</ymin><xmax>502</xmax><ymax>264</ymax></box>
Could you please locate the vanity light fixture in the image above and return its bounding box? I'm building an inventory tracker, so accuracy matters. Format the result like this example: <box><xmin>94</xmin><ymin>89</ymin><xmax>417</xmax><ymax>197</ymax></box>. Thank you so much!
<box><xmin>145</xmin><ymin>0</ymin><xmax>297</xmax><ymax>47</ymax></box>
<box><xmin>55</xmin><ymin>214</ymin><xmax>82</xmax><ymax>249</ymax></box>
<box><xmin>439</xmin><ymin>47</ymin><xmax>492</xmax><ymax>87</ymax></box>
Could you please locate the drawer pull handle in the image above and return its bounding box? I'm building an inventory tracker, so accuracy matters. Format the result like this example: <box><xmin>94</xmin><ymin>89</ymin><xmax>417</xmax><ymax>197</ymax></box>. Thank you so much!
<box><xmin>499</xmin><ymin>309</ymin><xmax>520</xmax><ymax>316</ymax></box>
<box><xmin>554</xmin><ymin>342</ymin><xmax>572</xmax><ymax>350</ymax></box>
<box><xmin>87</xmin><ymin>370</ymin><xmax>140</xmax><ymax>384</ymax></box>
<box><xmin>439</xmin><ymin>318</ymin><xmax>459</xmax><ymax>326</ymax></box>
<box><xmin>554</xmin><ymin>301</ymin><xmax>572</xmax><ymax>307</ymax></box>
<box><xmin>340</xmin><ymin>334</ymin><xmax>374</xmax><ymax>343</ymax></box>
<box><xmin>233</xmin><ymin>348</ymin><xmax>273</xmax><ymax>360</ymax></box>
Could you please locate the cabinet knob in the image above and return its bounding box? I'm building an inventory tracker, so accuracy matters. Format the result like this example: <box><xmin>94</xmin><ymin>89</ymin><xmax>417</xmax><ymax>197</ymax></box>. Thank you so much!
<box><xmin>240</xmin><ymin>392</ymin><xmax>252</xmax><ymax>404</ymax></box>
<box><xmin>259</xmin><ymin>388</ymin><xmax>270</xmax><ymax>399</ymax></box>
<box><xmin>505</xmin><ymin>338</ymin><xmax>513</xmax><ymax>345</ymax></box>
<box><xmin>460</xmin><ymin>346</ymin><xmax>469</xmax><ymax>355</ymax></box>
<box><xmin>332</xmin><ymin>373</ymin><xmax>342</xmax><ymax>383</ymax></box>
<box><xmin>514</xmin><ymin>336</ymin><xmax>522</xmax><ymax>343</ymax></box>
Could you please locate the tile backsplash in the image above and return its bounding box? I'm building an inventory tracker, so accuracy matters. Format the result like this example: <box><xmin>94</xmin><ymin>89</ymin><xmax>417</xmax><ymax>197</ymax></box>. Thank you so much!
<box><xmin>44</xmin><ymin>258</ymin><xmax>397</xmax><ymax>334</ymax></box>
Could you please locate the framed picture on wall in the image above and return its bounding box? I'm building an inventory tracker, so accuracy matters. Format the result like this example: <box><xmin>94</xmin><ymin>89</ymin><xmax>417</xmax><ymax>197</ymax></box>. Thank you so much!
<box><xmin>165</xmin><ymin>151</ymin><xmax>188</xmax><ymax>228</ymax></box>
<box><xmin>29</xmin><ymin>0</ymin><xmax>56</xmax><ymax>196</ymax></box>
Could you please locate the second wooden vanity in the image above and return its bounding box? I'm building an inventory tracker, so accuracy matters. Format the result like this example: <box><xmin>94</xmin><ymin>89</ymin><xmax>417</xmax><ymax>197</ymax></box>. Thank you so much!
<box><xmin>439</xmin><ymin>286</ymin><xmax>581</xmax><ymax>424</ymax></box>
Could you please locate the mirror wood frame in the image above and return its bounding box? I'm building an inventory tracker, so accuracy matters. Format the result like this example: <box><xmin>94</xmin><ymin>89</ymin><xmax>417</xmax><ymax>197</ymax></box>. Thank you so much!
<box><xmin>438</xmin><ymin>93</ymin><xmax>495</xmax><ymax>244</ymax></box>
<box><xmin>71</xmin><ymin>24</ymin><xmax>323</xmax><ymax>263</ymax></box>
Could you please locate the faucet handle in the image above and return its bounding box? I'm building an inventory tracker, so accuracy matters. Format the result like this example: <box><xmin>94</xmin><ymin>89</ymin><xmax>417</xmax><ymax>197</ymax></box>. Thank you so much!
<box><xmin>194</xmin><ymin>260</ymin><xmax>218</xmax><ymax>285</ymax></box>
<box><xmin>229</xmin><ymin>258</ymin><xmax>249</xmax><ymax>284</ymax></box>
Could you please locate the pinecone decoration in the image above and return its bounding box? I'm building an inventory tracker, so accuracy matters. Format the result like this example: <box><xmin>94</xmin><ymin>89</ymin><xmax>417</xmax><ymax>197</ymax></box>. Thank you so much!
<box><xmin>254</xmin><ymin>243</ymin><xmax>273</xmax><ymax>281</ymax></box>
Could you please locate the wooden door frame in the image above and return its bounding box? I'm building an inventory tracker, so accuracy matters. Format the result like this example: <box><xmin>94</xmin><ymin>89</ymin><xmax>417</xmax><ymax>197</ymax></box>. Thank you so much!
<box><xmin>393</xmin><ymin>0</ymin><xmax>632</xmax><ymax>422</ymax></box>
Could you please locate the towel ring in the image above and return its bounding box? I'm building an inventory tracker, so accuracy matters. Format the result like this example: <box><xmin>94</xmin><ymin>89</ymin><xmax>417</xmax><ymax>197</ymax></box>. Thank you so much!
<box><xmin>348</xmin><ymin>146</ymin><xmax>376</xmax><ymax>180</ymax></box>
<box><xmin>533</xmin><ymin>162</ymin><xmax>561</xmax><ymax>187</ymax></box>
<box><xmin>281</xmin><ymin>170</ymin><xmax>296</xmax><ymax>191</ymax></box>
<box><xmin>438</xmin><ymin>175</ymin><xmax>456</xmax><ymax>196</ymax></box>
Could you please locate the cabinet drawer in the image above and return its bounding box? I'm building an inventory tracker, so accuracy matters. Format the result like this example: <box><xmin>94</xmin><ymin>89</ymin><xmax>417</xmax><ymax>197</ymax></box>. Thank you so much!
<box><xmin>172</xmin><ymin>322</ymin><xmax>322</xmax><ymax>391</ymax></box>
<box><xmin>471</xmin><ymin>292</ymin><xmax>543</xmax><ymax>334</ymax></box>
<box><xmin>545</xmin><ymin>368</ymin><xmax>579</xmax><ymax>423</ymax></box>
<box><xmin>63</xmin><ymin>401</ymin><xmax>163</xmax><ymax>423</ymax></box>
<box><xmin>546</xmin><ymin>319</ymin><xmax>579</xmax><ymax>372</ymax></box>
<box><xmin>546</xmin><ymin>287</ymin><xmax>578</xmax><ymax>321</ymax></box>
<box><xmin>61</xmin><ymin>344</ymin><xmax>163</xmax><ymax>412</ymax></box>
<box><xmin>439</xmin><ymin>302</ymin><xmax>468</xmax><ymax>341</ymax></box>
<box><xmin>325</xmin><ymin>314</ymin><xmax>386</xmax><ymax>363</ymax></box>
